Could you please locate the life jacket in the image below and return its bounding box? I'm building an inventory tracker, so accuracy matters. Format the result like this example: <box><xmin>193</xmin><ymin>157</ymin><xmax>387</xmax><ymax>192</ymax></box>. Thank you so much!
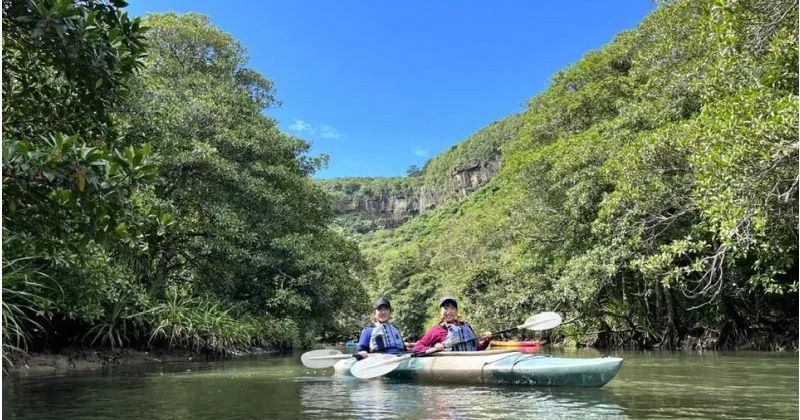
<box><xmin>369</xmin><ymin>322</ymin><xmax>405</xmax><ymax>353</ymax></box>
<box><xmin>442</xmin><ymin>321</ymin><xmax>478</xmax><ymax>351</ymax></box>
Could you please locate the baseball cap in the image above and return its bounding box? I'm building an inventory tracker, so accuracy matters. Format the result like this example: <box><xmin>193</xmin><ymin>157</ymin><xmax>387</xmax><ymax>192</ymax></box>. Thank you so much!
<box><xmin>439</xmin><ymin>296</ymin><xmax>458</xmax><ymax>308</ymax></box>
<box><xmin>373</xmin><ymin>297</ymin><xmax>391</xmax><ymax>309</ymax></box>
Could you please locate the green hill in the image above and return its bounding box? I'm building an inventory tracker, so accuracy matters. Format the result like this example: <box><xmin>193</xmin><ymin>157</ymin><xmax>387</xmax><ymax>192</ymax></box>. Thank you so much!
<box><xmin>329</xmin><ymin>0</ymin><xmax>798</xmax><ymax>350</ymax></box>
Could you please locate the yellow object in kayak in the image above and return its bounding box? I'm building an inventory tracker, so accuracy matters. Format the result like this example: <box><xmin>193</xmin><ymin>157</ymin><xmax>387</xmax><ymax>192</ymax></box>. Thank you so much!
<box><xmin>490</xmin><ymin>339</ymin><xmax>541</xmax><ymax>350</ymax></box>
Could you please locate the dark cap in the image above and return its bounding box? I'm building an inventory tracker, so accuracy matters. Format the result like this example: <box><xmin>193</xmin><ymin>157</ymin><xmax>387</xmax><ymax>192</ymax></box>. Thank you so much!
<box><xmin>439</xmin><ymin>296</ymin><xmax>458</xmax><ymax>308</ymax></box>
<box><xmin>373</xmin><ymin>297</ymin><xmax>391</xmax><ymax>310</ymax></box>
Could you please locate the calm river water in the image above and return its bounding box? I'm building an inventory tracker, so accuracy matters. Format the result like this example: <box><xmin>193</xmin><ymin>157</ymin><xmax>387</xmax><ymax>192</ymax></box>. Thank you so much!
<box><xmin>3</xmin><ymin>349</ymin><xmax>797</xmax><ymax>419</ymax></box>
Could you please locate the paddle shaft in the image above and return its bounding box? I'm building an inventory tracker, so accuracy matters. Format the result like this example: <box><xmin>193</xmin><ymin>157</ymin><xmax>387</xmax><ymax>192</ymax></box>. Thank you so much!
<box><xmin>361</xmin><ymin>347</ymin><xmax>436</xmax><ymax>371</ymax></box>
<box><xmin>442</xmin><ymin>312</ymin><xmax>561</xmax><ymax>349</ymax></box>
<box><xmin>308</xmin><ymin>354</ymin><xmax>355</xmax><ymax>361</ymax></box>
<box><xmin>388</xmin><ymin>347</ymin><xmax>437</xmax><ymax>362</ymax></box>
<box><xmin>442</xmin><ymin>326</ymin><xmax>518</xmax><ymax>349</ymax></box>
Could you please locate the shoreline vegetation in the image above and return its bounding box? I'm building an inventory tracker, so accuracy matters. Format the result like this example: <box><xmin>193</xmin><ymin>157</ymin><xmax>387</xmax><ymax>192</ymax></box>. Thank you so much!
<box><xmin>3</xmin><ymin>3</ymin><xmax>367</xmax><ymax>369</ymax></box>
<box><xmin>6</xmin><ymin>347</ymin><xmax>250</xmax><ymax>375</ymax></box>
<box><xmin>9</xmin><ymin>326</ymin><xmax>797</xmax><ymax>376</ymax></box>
<box><xmin>3</xmin><ymin>0</ymin><xmax>797</xmax><ymax>370</ymax></box>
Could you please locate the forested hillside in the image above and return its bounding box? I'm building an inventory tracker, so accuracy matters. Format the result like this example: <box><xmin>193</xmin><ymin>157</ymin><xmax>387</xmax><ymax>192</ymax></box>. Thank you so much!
<box><xmin>345</xmin><ymin>0</ymin><xmax>798</xmax><ymax>350</ymax></box>
<box><xmin>3</xmin><ymin>3</ymin><xmax>367</xmax><ymax>363</ymax></box>
<box><xmin>2</xmin><ymin>0</ymin><xmax>796</xmax><ymax>366</ymax></box>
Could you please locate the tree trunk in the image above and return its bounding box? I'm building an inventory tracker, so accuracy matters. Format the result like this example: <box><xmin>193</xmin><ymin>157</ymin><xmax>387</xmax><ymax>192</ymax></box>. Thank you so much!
<box><xmin>660</xmin><ymin>285</ymin><xmax>680</xmax><ymax>349</ymax></box>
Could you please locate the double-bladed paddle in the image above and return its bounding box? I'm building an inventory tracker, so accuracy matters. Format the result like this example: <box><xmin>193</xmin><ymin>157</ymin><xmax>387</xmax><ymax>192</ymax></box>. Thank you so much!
<box><xmin>350</xmin><ymin>311</ymin><xmax>562</xmax><ymax>379</ymax></box>
<box><xmin>301</xmin><ymin>349</ymin><xmax>357</xmax><ymax>368</ymax></box>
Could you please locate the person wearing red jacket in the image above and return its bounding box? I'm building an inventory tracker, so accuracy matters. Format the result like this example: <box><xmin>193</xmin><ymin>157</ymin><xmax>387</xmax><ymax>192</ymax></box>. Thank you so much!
<box><xmin>413</xmin><ymin>296</ymin><xmax>491</xmax><ymax>352</ymax></box>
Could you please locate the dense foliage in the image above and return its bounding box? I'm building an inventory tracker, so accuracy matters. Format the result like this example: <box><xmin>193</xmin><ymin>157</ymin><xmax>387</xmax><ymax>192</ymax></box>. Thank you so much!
<box><xmin>3</xmin><ymin>0</ymin><xmax>796</xmax><ymax>365</ymax></box>
<box><xmin>3</xmin><ymin>0</ymin><xmax>158</xmax><ymax>361</ymax></box>
<box><xmin>118</xmin><ymin>12</ymin><xmax>368</xmax><ymax>341</ymax></box>
<box><xmin>2</xmin><ymin>1</ymin><xmax>368</xmax><ymax>364</ymax></box>
<box><xmin>352</xmin><ymin>0</ymin><xmax>797</xmax><ymax>349</ymax></box>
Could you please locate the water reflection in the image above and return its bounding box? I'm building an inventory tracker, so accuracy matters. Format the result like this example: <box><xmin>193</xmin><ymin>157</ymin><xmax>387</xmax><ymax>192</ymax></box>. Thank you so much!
<box><xmin>296</xmin><ymin>375</ymin><xmax>627</xmax><ymax>419</ymax></box>
<box><xmin>299</xmin><ymin>376</ymin><xmax>415</xmax><ymax>418</ymax></box>
<box><xmin>410</xmin><ymin>385</ymin><xmax>626</xmax><ymax>420</ymax></box>
<box><xmin>3</xmin><ymin>350</ymin><xmax>797</xmax><ymax>419</ymax></box>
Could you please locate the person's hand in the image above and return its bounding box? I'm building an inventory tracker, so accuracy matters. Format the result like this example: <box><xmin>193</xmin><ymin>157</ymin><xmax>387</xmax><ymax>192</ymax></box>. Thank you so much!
<box><xmin>358</xmin><ymin>351</ymin><xmax>369</xmax><ymax>358</ymax></box>
<box><xmin>433</xmin><ymin>342</ymin><xmax>445</xmax><ymax>351</ymax></box>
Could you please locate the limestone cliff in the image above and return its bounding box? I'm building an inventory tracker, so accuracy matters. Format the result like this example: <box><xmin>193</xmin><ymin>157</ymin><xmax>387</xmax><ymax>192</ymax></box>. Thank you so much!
<box><xmin>322</xmin><ymin>154</ymin><xmax>501</xmax><ymax>232</ymax></box>
<box><xmin>319</xmin><ymin>113</ymin><xmax>522</xmax><ymax>233</ymax></box>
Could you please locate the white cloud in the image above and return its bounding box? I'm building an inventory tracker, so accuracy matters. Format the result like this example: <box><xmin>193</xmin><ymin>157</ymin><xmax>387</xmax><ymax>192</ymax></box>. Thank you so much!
<box><xmin>288</xmin><ymin>120</ymin><xmax>343</xmax><ymax>140</ymax></box>
<box><xmin>289</xmin><ymin>119</ymin><xmax>314</xmax><ymax>133</ymax></box>
<box><xmin>413</xmin><ymin>148</ymin><xmax>428</xmax><ymax>157</ymax></box>
<box><xmin>320</xmin><ymin>125</ymin><xmax>342</xmax><ymax>140</ymax></box>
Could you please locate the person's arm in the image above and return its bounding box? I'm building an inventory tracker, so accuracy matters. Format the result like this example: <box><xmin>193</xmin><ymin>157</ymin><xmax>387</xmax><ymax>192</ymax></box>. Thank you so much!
<box><xmin>412</xmin><ymin>326</ymin><xmax>445</xmax><ymax>352</ymax></box>
<box><xmin>476</xmin><ymin>330</ymin><xmax>492</xmax><ymax>351</ymax></box>
<box><xmin>356</xmin><ymin>327</ymin><xmax>372</xmax><ymax>358</ymax></box>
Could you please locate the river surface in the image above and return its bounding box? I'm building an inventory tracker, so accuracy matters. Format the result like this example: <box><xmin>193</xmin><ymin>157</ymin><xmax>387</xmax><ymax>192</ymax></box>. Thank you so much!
<box><xmin>3</xmin><ymin>349</ymin><xmax>797</xmax><ymax>419</ymax></box>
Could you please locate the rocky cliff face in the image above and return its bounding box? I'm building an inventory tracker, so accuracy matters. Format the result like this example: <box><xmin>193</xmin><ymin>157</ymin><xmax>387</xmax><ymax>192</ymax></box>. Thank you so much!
<box><xmin>331</xmin><ymin>154</ymin><xmax>500</xmax><ymax>231</ymax></box>
<box><xmin>333</xmin><ymin>190</ymin><xmax>419</xmax><ymax>229</ymax></box>
<box><xmin>451</xmin><ymin>154</ymin><xmax>500</xmax><ymax>197</ymax></box>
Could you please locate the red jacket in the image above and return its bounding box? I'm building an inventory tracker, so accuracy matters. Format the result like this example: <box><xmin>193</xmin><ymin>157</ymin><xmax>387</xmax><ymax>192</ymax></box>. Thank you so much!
<box><xmin>413</xmin><ymin>321</ymin><xmax>489</xmax><ymax>352</ymax></box>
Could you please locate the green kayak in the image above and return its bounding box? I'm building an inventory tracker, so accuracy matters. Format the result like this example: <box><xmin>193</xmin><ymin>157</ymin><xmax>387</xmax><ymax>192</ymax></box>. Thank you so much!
<box><xmin>334</xmin><ymin>350</ymin><xmax>623</xmax><ymax>387</ymax></box>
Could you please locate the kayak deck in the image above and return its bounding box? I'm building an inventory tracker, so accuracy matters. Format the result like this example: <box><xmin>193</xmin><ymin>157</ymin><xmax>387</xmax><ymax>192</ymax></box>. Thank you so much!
<box><xmin>334</xmin><ymin>351</ymin><xmax>622</xmax><ymax>387</ymax></box>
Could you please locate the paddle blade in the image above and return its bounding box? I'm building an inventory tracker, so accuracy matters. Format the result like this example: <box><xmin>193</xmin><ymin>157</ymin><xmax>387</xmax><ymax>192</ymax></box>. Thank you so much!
<box><xmin>301</xmin><ymin>349</ymin><xmax>346</xmax><ymax>368</ymax></box>
<box><xmin>350</xmin><ymin>354</ymin><xmax>405</xmax><ymax>379</ymax></box>
<box><xmin>519</xmin><ymin>311</ymin><xmax>562</xmax><ymax>331</ymax></box>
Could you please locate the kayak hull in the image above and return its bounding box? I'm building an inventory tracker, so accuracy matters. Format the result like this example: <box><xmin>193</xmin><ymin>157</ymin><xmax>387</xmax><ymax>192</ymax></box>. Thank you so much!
<box><xmin>334</xmin><ymin>351</ymin><xmax>622</xmax><ymax>387</ymax></box>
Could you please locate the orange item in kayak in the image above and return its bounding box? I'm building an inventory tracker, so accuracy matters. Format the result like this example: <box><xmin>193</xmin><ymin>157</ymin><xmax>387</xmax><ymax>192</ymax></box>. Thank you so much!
<box><xmin>490</xmin><ymin>339</ymin><xmax>541</xmax><ymax>351</ymax></box>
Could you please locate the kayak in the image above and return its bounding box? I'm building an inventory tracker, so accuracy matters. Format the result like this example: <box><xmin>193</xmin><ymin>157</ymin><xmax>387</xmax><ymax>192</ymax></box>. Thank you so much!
<box><xmin>334</xmin><ymin>350</ymin><xmax>623</xmax><ymax>387</ymax></box>
<box><xmin>345</xmin><ymin>339</ymin><xmax>358</xmax><ymax>348</ymax></box>
<box><xmin>490</xmin><ymin>340</ymin><xmax>540</xmax><ymax>350</ymax></box>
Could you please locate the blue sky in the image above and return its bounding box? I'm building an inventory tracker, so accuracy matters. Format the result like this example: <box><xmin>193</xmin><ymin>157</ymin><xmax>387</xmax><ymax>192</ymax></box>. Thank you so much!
<box><xmin>127</xmin><ymin>2</ymin><xmax>655</xmax><ymax>179</ymax></box>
